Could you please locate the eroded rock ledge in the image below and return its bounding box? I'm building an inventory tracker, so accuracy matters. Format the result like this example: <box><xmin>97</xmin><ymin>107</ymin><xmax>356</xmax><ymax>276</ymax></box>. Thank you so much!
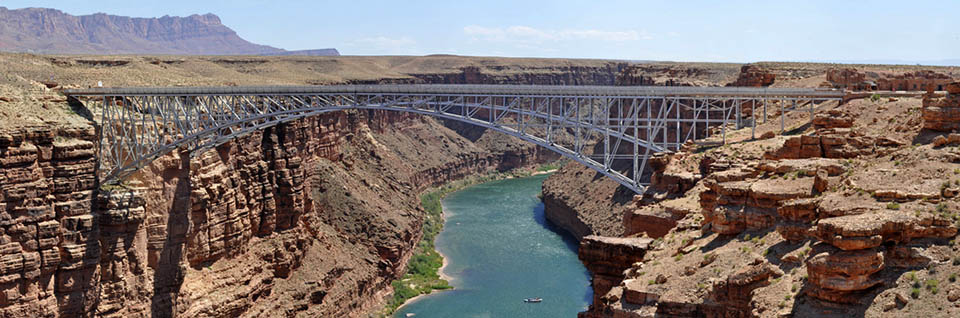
<box><xmin>547</xmin><ymin>93</ymin><xmax>960</xmax><ymax>317</ymax></box>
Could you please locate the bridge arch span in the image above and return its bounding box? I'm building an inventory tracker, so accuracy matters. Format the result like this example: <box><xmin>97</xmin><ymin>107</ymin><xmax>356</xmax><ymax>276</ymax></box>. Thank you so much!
<box><xmin>64</xmin><ymin>85</ymin><xmax>844</xmax><ymax>193</ymax></box>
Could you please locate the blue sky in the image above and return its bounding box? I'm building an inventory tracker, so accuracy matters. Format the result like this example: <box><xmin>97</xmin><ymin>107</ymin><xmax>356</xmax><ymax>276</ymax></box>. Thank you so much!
<box><xmin>4</xmin><ymin>0</ymin><xmax>959</xmax><ymax>64</ymax></box>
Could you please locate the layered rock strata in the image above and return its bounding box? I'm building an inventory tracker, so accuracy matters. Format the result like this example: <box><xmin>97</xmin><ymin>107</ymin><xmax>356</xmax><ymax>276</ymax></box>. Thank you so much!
<box><xmin>826</xmin><ymin>68</ymin><xmax>954</xmax><ymax>91</ymax></box>
<box><xmin>577</xmin><ymin>236</ymin><xmax>651</xmax><ymax>318</ymax></box>
<box><xmin>922</xmin><ymin>82</ymin><xmax>960</xmax><ymax>131</ymax></box>
<box><xmin>727</xmin><ymin>65</ymin><xmax>775</xmax><ymax>87</ymax></box>
<box><xmin>0</xmin><ymin>123</ymin><xmax>98</xmax><ymax>317</ymax></box>
<box><xmin>0</xmin><ymin>106</ymin><xmax>557</xmax><ymax>317</ymax></box>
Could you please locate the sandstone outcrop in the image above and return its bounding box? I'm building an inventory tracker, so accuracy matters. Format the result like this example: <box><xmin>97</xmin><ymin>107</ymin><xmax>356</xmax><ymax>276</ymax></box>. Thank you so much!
<box><xmin>577</xmin><ymin>236</ymin><xmax>651</xmax><ymax>315</ymax></box>
<box><xmin>727</xmin><ymin>65</ymin><xmax>775</xmax><ymax>87</ymax></box>
<box><xmin>922</xmin><ymin>82</ymin><xmax>960</xmax><ymax>131</ymax></box>
<box><xmin>804</xmin><ymin>210</ymin><xmax>957</xmax><ymax>303</ymax></box>
<box><xmin>812</xmin><ymin>109</ymin><xmax>854</xmax><ymax>129</ymax></box>
<box><xmin>763</xmin><ymin>129</ymin><xmax>902</xmax><ymax>160</ymax></box>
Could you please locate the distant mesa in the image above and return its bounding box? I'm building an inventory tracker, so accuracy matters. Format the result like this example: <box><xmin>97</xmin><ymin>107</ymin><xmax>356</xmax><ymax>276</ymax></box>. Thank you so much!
<box><xmin>0</xmin><ymin>6</ymin><xmax>338</xmax><ymax>56</ymax></box>
<box><xmin>263</xmin><ymin>49</ymin><xmax>340</xmax><ymax>56</ymax></box>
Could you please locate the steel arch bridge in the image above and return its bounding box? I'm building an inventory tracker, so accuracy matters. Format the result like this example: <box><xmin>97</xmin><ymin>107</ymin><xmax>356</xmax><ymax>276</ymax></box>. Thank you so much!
<box><xmin>64</xmin><ymin>85</ymin><xmax>843</xmax><ymax>193</ymax></box>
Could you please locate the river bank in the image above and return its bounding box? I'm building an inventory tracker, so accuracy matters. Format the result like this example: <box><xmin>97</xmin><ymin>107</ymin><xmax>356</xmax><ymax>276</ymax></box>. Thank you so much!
<box><xmin>381</xmin><ymin>162</ymin><xmax>566</xmax><ymax>316</ymax></box>
<box><xmin>394</xmin><ymin>173</ymin><xmax>591</xmax><ymax>317</ymax></box>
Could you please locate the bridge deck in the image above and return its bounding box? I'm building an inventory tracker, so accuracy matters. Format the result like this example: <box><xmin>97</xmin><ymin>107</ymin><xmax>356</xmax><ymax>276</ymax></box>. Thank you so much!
<box><xmin>64</xmin><ymin>84</ymin><xmax>845</xmax><ymax>98</ymax></box>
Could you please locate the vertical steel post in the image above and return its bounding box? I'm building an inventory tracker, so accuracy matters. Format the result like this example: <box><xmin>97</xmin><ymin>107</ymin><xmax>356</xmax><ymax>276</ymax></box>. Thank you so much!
<box><xmin>603</xmin><ymin>97</ymin><xmax>610</xmax><ymax>171</ymax></box>
<box><xmin>575</xmin><ymin>97</ymin><xmax>581</xmax><ymax>154</ymax></box>
<box><xmin>763</xmin><ymin>97</ymin><xmax>767</xmax><ymax>124</ymax></box>
<box><xmin>780</xmin><ymin>98</ymin><xmax>785</xmax><ymax>132</ymax></box>
<box><xmin>751</xmin><ymin>98</ymin><xmax>756</xmax><ymax>140</ymax></box>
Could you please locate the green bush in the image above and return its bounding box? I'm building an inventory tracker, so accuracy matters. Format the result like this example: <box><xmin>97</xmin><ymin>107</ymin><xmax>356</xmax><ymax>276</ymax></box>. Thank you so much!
<box><xmin>886</xmin><ymin>202</ymin><xmax>900</xmax><ymax>210</ymax></box>
<box><xmin>535</xmin><ymin>160</ymin><xmax>565</xmax><ymax>172</ymax></box>
<box><xmin>384</xmin><ymin>186</ymin><xmax>458</xmax><ymax>314</ymax></box>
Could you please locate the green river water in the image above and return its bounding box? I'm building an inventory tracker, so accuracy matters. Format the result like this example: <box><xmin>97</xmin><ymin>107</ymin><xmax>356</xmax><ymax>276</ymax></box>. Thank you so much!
<box><xmin>394</xmin><ymin>174</ymin><xmax>592</xmax><ymax>318</ymax></box>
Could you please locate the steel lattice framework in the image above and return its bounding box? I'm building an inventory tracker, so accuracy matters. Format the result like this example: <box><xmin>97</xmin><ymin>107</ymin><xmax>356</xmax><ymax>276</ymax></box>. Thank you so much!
<box><xmin>64</xmin><ymin>85</ymin><xmax>843</xmax><ymax>193</ymax></box>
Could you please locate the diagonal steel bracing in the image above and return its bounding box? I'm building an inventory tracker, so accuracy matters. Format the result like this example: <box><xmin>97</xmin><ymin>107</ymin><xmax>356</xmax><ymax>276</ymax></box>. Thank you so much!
<box><xmin>64</xmin><ymin>84</ymin><xmax>844</xmax><ymax>193</ymax></box>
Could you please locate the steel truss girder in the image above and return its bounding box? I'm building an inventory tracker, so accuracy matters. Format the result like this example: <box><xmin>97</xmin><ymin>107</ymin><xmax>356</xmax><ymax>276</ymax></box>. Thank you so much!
<box><xmin>76</xmin><ymin>89</ymin><xmax>841</xmax><ymax>194</ymax></box>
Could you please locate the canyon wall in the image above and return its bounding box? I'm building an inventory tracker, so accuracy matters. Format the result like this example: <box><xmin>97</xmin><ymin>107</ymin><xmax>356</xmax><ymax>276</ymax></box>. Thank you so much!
<box><xmin>0</xmin><ymin>106</ymin><xmax>560</xmax><ymax>317</ymax></box>
<box><xmin>826</xmin><ymin>68</ymin><xmax>955</xmax><ymax>91</ymax></box>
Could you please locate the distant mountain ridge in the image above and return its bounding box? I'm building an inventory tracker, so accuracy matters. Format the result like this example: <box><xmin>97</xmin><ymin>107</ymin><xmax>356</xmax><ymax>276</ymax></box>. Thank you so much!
<box><xmin>0</xmin><ymin>7</ymin><xmax>339</xmax><ymax>56</ymax></box>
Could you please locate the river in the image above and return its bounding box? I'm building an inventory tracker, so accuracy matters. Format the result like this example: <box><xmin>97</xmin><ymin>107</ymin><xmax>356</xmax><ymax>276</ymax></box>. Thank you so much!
<box><xmin>394</xmin><ymin>174</ymin><xmax>592</xmax><ymax>318</ymax></box>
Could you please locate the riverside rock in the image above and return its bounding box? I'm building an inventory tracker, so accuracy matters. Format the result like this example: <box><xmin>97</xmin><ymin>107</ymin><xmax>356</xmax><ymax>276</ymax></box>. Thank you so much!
<box><xmin>578</xmin><ymin>236</ymin><xmax>652</xmax><ymax>307</ymax></box>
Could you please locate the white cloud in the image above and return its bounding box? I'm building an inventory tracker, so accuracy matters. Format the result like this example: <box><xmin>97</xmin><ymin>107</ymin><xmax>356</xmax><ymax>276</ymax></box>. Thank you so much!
<box><xmin>463</xmin><ymin>25</ymin><xmax>651</xmax><ymax>43</ymax></box>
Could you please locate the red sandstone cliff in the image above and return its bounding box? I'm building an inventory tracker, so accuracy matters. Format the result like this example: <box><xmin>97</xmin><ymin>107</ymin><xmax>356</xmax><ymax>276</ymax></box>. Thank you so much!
<box><xmin>0</xmin><ymin>107</ymin><xmax>560</xmax><ymax>317</ymax></box>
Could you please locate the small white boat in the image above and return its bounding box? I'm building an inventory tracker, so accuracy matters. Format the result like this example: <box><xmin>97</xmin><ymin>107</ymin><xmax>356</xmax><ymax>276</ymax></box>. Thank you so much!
<box><xmin>405</xmin><ymin>313</ymin><xmax>416</xmax><ymax>317</ymax></box>
<box><xmin>523</xmin><ymin>297</ymin><xmax>543</xmax><ymax>303</ymax></box>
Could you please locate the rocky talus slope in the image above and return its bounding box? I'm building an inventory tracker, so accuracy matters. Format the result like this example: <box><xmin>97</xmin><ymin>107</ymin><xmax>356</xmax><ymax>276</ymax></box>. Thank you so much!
<box><xmin>546</xmin><ymin>80</ymin><xmax>960</xmax><ymax>317</ymax></box>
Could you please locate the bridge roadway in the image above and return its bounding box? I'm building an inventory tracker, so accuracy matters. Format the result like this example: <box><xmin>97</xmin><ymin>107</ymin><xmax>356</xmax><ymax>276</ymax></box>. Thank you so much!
<box><xmin>64</xmin><ymin>84</ymin><xmax>845</xmax><ymax>193</ymax></box>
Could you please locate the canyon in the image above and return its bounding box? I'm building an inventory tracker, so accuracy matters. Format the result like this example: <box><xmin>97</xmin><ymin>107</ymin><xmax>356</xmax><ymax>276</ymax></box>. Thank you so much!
<box><xmin>0</xmin><ymin>53</ymin><xmax>959</xmax><ymax>317</ymax></box>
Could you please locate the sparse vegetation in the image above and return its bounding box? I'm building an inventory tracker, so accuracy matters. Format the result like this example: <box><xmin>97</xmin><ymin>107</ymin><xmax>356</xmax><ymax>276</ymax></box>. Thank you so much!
<box><xmin>535</xmin><ymin>160</ymin><xmax>565</xmax><ymax>172</ymax></box>
<box><xmin>886</xmin><ymin>202</ymin><xmax>900</xmax><ymax>210</ymax></box>
<box><xmin>385</xmin><ymin>170</ymin><xmax>532</xmax><ymax>314</ymax></box>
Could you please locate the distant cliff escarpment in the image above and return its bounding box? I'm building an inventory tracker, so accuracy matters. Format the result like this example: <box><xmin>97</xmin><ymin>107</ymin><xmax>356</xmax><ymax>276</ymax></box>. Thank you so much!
<box><xmin>0</xmin><ymin>7</ymin><xmax>339</xmax><ymax>56</ymax></box>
